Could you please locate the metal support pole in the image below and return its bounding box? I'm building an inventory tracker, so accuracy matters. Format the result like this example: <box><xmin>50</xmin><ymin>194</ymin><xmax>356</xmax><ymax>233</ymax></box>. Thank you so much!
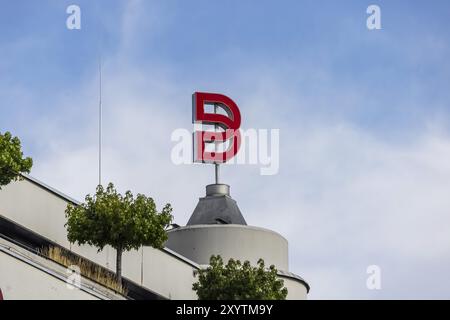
<box><xmin>214</xmin><ymin>103</ymin><xmax>220</xmax><ymax>184</ymax></box>
<box><xmin>215</xmin><ymin>162</ymin><xmax>220</xmax><ymax>184</ymax></box>
<box><xmin>98</xmin><ymin>57</ymin><xmax>102</xmax><ymax>187</ymax></box>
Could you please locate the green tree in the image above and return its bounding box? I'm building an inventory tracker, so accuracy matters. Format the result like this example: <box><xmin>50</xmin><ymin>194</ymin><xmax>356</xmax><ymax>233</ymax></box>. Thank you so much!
<box><xmin>0</xmin><ymin>131</ymin><xmax>33</xmax><ymax>188</ymax></box>
<box><xmin>193</xmin><ymin>255</ymin><xmax>288</xmax><ymax>300</ymax></box>
<box><xmin>65</xmin><ymin>183</ymin><xmax>173</xmax><ymax>283</ymax></box>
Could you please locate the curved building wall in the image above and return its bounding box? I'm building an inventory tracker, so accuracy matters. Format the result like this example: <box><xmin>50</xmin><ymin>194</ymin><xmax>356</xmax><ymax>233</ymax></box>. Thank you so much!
<box><xmin>166</xmin><ymin>225</ymin><xmax>289</xmax><ymax>271</ymax></box>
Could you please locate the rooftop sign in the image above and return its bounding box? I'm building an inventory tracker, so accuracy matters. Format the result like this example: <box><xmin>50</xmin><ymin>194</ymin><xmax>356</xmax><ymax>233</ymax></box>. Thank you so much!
<box><xmin>192</xmin><ymin>92</ymin><xmax>241</xmax><ymax>164</ymax></box>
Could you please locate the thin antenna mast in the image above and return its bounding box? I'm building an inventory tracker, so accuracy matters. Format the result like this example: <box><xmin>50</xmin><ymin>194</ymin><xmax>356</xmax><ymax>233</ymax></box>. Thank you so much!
<box><xmin>98</xmin><ymin>57</ymin><xmax>102</xmax><ymax>186</ymax></box>
<box><xmin>99</xmin><ymin>55</ymin><xmax>109</xmax><ymax>268</ymax></box>
<box><xmin>214</xmin><ymin>103</ymin><xmax>220</xmax><ymax>184</ymax></box>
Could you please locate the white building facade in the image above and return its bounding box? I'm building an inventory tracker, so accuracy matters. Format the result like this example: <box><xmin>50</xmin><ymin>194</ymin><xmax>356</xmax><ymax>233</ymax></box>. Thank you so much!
<box><xmin>0</xmin><ymin>175</ymin><xmax>309</xmax><ymax>300</ymax></box>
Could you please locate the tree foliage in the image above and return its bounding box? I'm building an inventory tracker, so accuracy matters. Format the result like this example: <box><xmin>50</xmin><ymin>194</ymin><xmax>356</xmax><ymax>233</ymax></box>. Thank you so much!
<box><xmin>193</xmin><ymin>255</ymin><xmax>288</xmax><ymax>300</ymax></box>
<box><xmin>65</xmin><ymin>183</ymin><xmax>173</xmax><ymax>282</ymax></box>
<box><xmin>0</xmin><ymin>131</ymin><xmax>33</xmax><ymax>188</ymax></box>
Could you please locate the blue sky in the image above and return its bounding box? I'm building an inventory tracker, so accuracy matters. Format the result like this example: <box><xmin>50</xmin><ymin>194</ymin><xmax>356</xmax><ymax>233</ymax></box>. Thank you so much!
<box><xmin>2</xmin><ymin>0</ymin><xmax>450</xmax><ymax>299</ymax></box>
<box><xmin>2</xmin><ymin>0</ymin><xmax>450</xmax><ymax>142</ymax></box>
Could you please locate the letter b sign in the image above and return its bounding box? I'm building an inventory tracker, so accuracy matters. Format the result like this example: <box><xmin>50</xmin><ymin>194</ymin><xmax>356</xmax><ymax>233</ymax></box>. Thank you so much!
<box><xmin>192</xmin><ymin>92</ymin><xmax>241</xmax><ymax>163</ymax></box>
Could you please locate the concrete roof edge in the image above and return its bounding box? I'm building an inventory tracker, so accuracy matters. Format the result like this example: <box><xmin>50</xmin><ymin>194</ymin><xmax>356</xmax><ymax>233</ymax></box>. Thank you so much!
<box><xmin>20</xmin><ymin>173</ymin><xmax>81</xmax><ymax>205</ymax></box>
<box><xmin>161</xmin><ymin>247</ymin><xmax>200</xmax><ymax>269</ymax></box>
<box><xmin>0</xmin><ymin>238</ymin><xmax>124</xmax><ymax>300</ymax></box>
<box><xmin>278</xmin><ymin>270</ymin><xmax>310</xmax><ymax>293</ymax></box>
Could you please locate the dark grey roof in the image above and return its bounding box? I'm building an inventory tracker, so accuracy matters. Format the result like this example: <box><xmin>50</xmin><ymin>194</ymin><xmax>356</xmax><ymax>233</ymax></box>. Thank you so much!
<box><xmin>187</xmin><ymin>184</ymin><xmax>247</xmax><ymax>225</ymax></box>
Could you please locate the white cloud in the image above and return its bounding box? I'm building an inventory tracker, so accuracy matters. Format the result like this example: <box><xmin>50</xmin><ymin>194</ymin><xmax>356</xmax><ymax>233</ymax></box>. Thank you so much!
<box><xmin>244</xmin><ymin>123</ymin><xmax>450</xmax><ymax>299</ymax></box>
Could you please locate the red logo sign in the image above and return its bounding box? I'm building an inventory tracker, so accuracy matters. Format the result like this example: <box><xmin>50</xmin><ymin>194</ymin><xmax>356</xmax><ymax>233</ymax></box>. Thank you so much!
<box><xmin>192</xmin><ymin>92</ymin><xmax>241</xmax><ymax>163</ymax></box>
